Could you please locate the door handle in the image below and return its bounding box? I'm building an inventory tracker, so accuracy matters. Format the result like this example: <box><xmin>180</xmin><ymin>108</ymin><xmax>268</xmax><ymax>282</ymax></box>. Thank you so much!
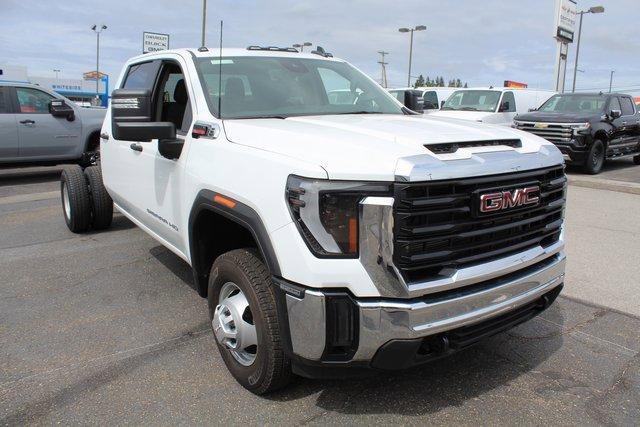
<box><xmin>129</xmin><ymin>143</ymin><xmax>143</xmax><ymax>152</ymax></box>
<box><xmin>19</xmin><ymin>119</ymin><xmax>35</xmax><ymax>125</ymax></box>
<box><xmin>100</xmin><ymin>132</ymin><xmax>110</xmax><ymax>140</ymax></box>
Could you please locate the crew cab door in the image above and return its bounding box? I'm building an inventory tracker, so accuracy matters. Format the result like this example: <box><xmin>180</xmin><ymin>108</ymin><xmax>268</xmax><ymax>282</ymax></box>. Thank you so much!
<box><xmin>11</xmin><ymin>86</ymin><xmax>81</xmax><ymax>160</ymax></box>
<box><xmin>105</xmin><ymin>57</ymin><xmax>193</xmax><ymax>256</ymax></box>
<box><xmin>619</xmin><ymin>96</ymin><xmax>640</xmax><ymax>147</ymax></box>
<box><xmin>0</xmin><ymin>86</ymin><xmax>19</xmax><ymax>160</ymax></box>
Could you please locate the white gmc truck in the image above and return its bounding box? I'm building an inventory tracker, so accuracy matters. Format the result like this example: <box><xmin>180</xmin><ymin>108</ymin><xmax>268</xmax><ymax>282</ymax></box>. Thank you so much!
<box><xmin>60</xmin><ymin>46</ymin><xmax>567</xmax><ymax>394</ymax></box>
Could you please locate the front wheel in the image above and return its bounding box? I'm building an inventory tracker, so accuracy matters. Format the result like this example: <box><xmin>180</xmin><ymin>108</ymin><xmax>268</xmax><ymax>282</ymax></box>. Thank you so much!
<box><xmin>207</xmin><ymin>249</ymin><xmax>291</xmax><ymax>394</ymax></box>
<box><xmin>583</xmin><ymin>139</ymin><xmax>605</xmax><ymax>174</ymax></box>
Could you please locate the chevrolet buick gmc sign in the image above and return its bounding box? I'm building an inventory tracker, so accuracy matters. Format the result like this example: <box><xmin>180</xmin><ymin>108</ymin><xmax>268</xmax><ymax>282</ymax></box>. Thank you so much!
<box><xmin>143</xmin><ymin>32</ymin><xmax>169</xmax><ymax>53</ymax></box>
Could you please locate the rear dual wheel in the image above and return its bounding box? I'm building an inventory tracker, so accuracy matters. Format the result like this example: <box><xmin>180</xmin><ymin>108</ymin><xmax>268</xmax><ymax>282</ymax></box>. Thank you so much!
<box><xmin>60</xmin><ymin>165</ymin><xmax>113</xmax><ymax>233</ymax></box>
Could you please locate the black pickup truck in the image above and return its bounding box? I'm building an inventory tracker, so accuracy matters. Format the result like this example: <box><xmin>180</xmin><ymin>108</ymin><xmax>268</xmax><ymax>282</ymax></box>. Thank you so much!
<box><xmin>514</xmin><ymin>92</ymin><xmax>640</xmax><ymax>174</ymax></box>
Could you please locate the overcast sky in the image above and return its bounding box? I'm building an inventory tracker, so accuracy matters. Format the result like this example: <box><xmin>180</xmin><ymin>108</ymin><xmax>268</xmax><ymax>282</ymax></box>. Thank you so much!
<box><xmin>1</xmin><ymin>0</ymin><xmax>638</xmax><ymax>94</ymax></box>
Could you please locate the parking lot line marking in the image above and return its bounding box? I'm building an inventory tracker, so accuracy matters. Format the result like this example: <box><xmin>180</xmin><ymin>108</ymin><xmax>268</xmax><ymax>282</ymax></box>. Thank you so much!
<box><xmin>0</xmin><ymin>191</ymin><xmax>59</xmax><ymax>206</ymax></box>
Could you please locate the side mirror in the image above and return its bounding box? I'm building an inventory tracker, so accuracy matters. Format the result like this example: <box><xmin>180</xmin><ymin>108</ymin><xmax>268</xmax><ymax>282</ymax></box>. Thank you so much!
<box><xmin>111</xmin><ymin>88</ymin><xmax>183</xmax><ymax>159</ymax></box>
<box><xmin>499</xmin><ymin>101</ymin><xmax>510</xmax><ymax>112</ymax></box>
<box><xmin>49</xmin><ymin>99</ymin><xmax>75</xmax><ymax>121</ymax></box>
<box><xmin>528</xmin><ymin>107</ymin><xmax>537</xmax><ymax>112</ymax></box>
<box><xmin>403</xmin><ymin>90</ymin><xmax>424</xmax><ymax>113</ymax></box>
<box><xmin>609</xmin><ymin>109</ymin><xmax>622</xmax><ymax>119</ymax></box>
<box><xmin>440</xmin><ymin>100</ymin><xmax>445</xmax><ymax>108</ymax></box>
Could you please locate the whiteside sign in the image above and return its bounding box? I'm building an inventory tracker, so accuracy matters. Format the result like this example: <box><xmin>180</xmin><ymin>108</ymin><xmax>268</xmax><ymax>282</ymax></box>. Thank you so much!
<box><xmin>143</xmin><ymin>32</ymin><xmax>170</xmax><ymax>53</ymax></box>
<box><xmin>554</xmin><ymin>0</ymin><xmax>577</xmax><ymax>42</ymax></box>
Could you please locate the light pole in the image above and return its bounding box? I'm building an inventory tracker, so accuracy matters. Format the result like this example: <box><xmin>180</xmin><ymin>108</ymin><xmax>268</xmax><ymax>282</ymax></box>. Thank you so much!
<box><xmin>609</xmin><ymin>70</ymin><xmax>615</xmax><ymax>93</ymax></box>
<box><xmin>293</xmin><ymin>42</ymin><xmax>312</xmax><ymax>52</ymax></box>
<box><xmin>91</xmin><ymin>24</ymin><xmax>107</xmax><ymax>104</ymax></box>
<box><xmin>53</xmin><ymin>69</ymin><xmax>60</xmax><ymax>81</ymax></box>
<box><xmin>201</xmin><ymin>0</ymin><xmax>207</xmax><ymax>47</ymax></box>
<box><xmin>571</xmin><ymin>6</ymin><xmax>604</xmax><ymax>93</ymax></box>
<box><xmin>399</xmin><ymin>25</ymin><xmax>426</xmax><ymax>87</ymax></box>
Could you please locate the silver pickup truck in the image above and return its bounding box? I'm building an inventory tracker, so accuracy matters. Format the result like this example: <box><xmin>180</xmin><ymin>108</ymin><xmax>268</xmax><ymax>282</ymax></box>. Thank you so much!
<box><xmin>0</xmin><ymin>82</ymin><xmax>106</xmax><ymax>166</ymax></box>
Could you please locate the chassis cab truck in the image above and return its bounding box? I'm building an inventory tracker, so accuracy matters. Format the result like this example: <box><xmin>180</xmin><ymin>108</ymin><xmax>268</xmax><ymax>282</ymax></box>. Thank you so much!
<box><xmin>60</xmin><ymin>47</ymin><xmax>567</xmax><ymax>394</ymax></box>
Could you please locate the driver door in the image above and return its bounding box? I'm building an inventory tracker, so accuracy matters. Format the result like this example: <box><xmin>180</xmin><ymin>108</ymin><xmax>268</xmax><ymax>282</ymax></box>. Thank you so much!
<box><xmin>12</xmin><ymin>86</ymin><xmax>81</xmax><ymax>160</ymax></box>
<box><xmin>106</xmin><ymin>58</ymin><xmax>193</xmax><ymax>256</ymax></box>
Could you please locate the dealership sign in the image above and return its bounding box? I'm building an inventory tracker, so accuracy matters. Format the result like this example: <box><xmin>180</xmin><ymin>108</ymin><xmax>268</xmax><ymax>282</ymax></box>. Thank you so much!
<box><xmin>554</xmin><ymin>0</ymin><xmax>577</xmax><ymax>42</ymax></box>
<box><xmin>143</xmin><ymin>32</ymin><xmax>170</xmax><ymax>53</ymax></box>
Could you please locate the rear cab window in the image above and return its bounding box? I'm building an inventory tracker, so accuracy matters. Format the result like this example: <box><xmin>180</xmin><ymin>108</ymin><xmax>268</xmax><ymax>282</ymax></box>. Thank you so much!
<box><xmin>0</xmin><ymin>87</ymin><xmax>8</xmax><ymax>113</ymax></box>
<box><xmin>619</xmin><ymin>97</ymin><xmax>635</xmax><ymax>116</ymax></box>
<box><xmin>423</xmin><ymin>91</ymin><xmax>438</xmax><ymax>109</ymax></box>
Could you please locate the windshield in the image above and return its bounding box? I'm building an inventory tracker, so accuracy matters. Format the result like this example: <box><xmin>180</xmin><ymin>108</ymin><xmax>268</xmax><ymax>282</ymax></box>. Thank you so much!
<box><xmin>195</xmin><ymin>57</ymin><xmax>403</xmax><ymax>119</ymax></box>
<box><xmin>538</xmin><ymin>94</ymin><xmax>606</xmax><ymax>114</ymax></box>
<box><xmin>441</xmin><ymin>90</ymin><xmax>501</xmax><ymax>112</ymax></box>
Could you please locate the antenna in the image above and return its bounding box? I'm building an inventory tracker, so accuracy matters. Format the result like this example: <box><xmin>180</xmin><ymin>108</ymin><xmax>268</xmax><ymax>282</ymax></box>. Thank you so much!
<box><xmin>217</xmin><ymin>20</ymin><xmax>223</xmax><ymax>118</ymax></box>
<box><xmin>377</xmin><ymin>51</ymin><xmax>389</xmax><ymax>88</ymax></box>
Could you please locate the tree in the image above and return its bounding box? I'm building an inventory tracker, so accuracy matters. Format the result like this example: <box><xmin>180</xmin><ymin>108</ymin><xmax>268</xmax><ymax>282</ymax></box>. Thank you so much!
<box><xmin>413</xmin><ymin>74</ymin><xmax>425</xmax><ymax>88</ymax></box>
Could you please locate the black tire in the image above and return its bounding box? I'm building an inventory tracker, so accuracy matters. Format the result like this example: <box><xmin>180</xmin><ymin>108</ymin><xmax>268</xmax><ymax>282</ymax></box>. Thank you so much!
<box><xmin>207</xmin><ymin>249</ymin><xmax>291</xmax><ymax>394</ymax></box>
<box><xmin>84</xmin><ymin>166</ymin><xmax>113</xmax><ymax>230</ymax></box>
<box><xmin>60</xmin><ymin>165</ymin><xmax>92</xmax><ymax>233</ymax></box>
<box><xmin>583</xmin><ymin>139</ymin><xmax>606</xmax><ymax>174</ymax></box>
<box><xmin>633</xmin><ymin>155</ymin><xmax>640</xmax><ymax>165</ymax></box>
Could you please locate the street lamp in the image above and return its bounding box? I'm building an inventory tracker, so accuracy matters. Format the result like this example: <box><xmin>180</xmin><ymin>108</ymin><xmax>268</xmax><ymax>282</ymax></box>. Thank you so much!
<box><xmin>293</xmin><ymin>42</ymin><xmax>312</xmax><ymax>52</ymax></box>
<box><xmin>399</xmin><ymin>25</ymin><xmax>426</xmax><ymax>87</ymax></box>
<box><xmin>91</xmin><ymin>24</ymin><xmax>107</xmax><ymax>104</ymax></box>
<box><xmin>571</xmin><ymin>6</ymin><xmax>604</xmax><ymax>93</ymax></box>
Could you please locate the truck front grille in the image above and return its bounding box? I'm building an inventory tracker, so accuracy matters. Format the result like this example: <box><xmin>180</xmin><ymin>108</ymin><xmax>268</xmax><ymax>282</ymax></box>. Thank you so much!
<box><xmin>393</xmin><ymin>166</ymin><xmax>566</xmax><ymax>283</ymax></box>
<box><xmin>515</xmin><ymin>122</ymin><xmax>573</xmax><ymax>144</ymax></box>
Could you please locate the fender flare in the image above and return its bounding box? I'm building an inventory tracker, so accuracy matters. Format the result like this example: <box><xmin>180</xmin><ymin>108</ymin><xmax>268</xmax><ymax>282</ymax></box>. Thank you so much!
<box><xmin>188</xmin><ymin>189</ymin><xmax>281</xmax><ymax>295</ymax></box>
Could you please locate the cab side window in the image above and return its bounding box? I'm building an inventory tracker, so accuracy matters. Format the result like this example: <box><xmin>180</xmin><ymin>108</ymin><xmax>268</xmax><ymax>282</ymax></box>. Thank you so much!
<box><xmin>500</xmin><ymin>92</ymin><xmax>516</xmax><ymax>112</ymax></box>
<box><xmin>609</xmin><ymin>97</ymin><xmax>621</xmax><ymax>113</ymax></box>
<box><xmin>15</xmin><ymin>87</ymin><xmax>55</xmax><ymax>113</ymax></box>
<box><xmin>423</xmin><ymin>91</ymin><xmax>438</xmax><ymax>109</ymax></box>
<box><xmin>156</xmin><ymin>62</ymin><xmax>192</xmax><ymax>135</ymax></box>
<box><xmin>0</xmin><ymin>87</ymin><xmax>8</xmax><ymax>113</ymax></box>
<box><xmin>123</xmin><ymin>61</ymin><xmax>160</xmax><ymax>90</ymax></box>
<box><xmin>620</xmin><ymin>97</ymin><xmax>635</xmax><ymax>116</ymax></box>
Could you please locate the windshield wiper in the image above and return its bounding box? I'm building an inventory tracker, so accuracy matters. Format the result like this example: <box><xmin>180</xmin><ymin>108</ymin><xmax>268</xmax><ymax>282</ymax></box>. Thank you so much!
<box><xmin>334</xmin><ymin>111</ymin><xmax>383</xmax><ymax>115</ymax></box>
<box><xmin>460</xmin><ymin>107</ymin><xmax>480</xmax><ymax>111</ymax></box>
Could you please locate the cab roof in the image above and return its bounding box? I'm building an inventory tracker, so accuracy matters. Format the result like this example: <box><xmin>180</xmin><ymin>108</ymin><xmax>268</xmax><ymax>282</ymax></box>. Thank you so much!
<box><xmin>126</xmin><ymin>47</ymin><xmax>343</xmax><ymax>64</ymax></box>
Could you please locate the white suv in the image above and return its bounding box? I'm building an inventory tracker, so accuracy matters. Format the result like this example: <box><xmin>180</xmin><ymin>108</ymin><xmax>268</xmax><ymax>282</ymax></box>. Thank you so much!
<box><xmin>60</xmin><ymin>46</ymin><xmax>567</xmax><ymax>394</ymax></box>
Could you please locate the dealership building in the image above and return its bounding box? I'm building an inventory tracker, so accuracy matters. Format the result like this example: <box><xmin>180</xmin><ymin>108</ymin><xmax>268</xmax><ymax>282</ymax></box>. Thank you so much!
<box><xmin>0</xmin><ymin>63</ymin><xmax>109</xmax><ymax>107</ymax></box>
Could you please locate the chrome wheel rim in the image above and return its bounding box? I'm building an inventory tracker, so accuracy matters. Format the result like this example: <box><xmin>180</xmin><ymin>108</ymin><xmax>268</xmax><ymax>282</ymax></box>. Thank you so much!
<box><xmin>62</xmin><ymin>181</ymin><xmax>71</xmax><ymax>220</ymax></box>
<box><xmin>212</xmin><ymin>282</ymin><xmax>257</xmax><ymax>366</ymax></box>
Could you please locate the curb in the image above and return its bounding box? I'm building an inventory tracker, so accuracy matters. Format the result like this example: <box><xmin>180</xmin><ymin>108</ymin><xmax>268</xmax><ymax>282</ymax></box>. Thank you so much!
<box><xmin>567</xmin><ymin>175</ymin><xmax>640</xmax><ymax>195</ymax></box>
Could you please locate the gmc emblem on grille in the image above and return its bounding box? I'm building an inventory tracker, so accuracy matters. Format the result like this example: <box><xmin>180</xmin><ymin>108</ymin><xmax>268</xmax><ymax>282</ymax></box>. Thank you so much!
<box><xmin>479</xmin><ymin>186</ymin><xmax>540</xmax><ymax>213</ymax></box>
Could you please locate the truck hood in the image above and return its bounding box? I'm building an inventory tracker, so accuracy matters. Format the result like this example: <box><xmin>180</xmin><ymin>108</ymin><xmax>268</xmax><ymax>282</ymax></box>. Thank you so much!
<box><xmin>223</xmin><ymin>114</ymin><xmax>553</xmax><ymax>181</ymax></box>
<box><xmin>515</xmin><ymin>111</ymin><xmax>601</xmax><ymax>123</ymax></box>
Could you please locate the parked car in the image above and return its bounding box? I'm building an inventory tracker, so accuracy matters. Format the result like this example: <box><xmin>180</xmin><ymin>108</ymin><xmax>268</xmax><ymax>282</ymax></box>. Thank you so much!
<box><xmin>0</xmin><ymin>82</ymin><xmax>106</xmax><ymax>166</ymax></box>
<box><xmin>431</xmin><ymin>87</ymin><xmax>555</xmax><ymax>126</ymax></box>
<box><xmin>61</xmin><ymin>46</ymin><xmax>567</xmax><ymax>394</ymax></box>
<box><xmin>388</xmin><ymin>86</ymin><xmax>456</xmax><ymax>113</ymax></box>
<box><xmin>514</xmin><ymin>92</ymin><xmax>640</xmax><ymax>174</ymax></box>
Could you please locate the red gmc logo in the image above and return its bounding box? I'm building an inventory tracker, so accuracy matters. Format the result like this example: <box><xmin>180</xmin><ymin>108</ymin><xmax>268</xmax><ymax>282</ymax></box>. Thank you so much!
<box><xmin>479</xmin><ymin>186</ymin><xmax>540</xmax><ymax>213</ymax></box>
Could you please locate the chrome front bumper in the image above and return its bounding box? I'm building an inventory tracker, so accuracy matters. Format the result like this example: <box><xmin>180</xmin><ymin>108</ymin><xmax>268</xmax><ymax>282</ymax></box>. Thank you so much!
<box><xmin>282</xmin><ymin>250</ymin><xmax>565</xmax><ymax>362</ymax></box>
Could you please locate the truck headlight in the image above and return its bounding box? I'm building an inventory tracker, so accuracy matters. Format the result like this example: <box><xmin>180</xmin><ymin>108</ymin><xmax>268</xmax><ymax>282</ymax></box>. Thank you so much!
<box><xmin>570</xmin><ymin>122</ymin><xmax>590</xmax><ymax>135</ymax></box>
<box><xmin>286</xmin><ymin>175</ymin><xmax>391</xmax><ymax>257</ymax></box>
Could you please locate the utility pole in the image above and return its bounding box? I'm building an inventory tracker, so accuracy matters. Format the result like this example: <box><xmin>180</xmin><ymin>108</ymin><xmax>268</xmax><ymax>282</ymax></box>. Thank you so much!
<box><xmin>609</xmin><ymin>70</ymin><xmax>615</xmax><ymax>93</ymax></box>
<box><xmin>53</xmin><ymin>69</ymin><xmax>60</xmax><ymax>81</ymax></box>
<box><xmin>201</xmin><ymin>0</ymin><xmax>207</xmax><ymax>47</ymax></box>
<box><xmin>377</xmin><ymin>51</ymin><xmax>389</xmax><ymax>88</ymax></box>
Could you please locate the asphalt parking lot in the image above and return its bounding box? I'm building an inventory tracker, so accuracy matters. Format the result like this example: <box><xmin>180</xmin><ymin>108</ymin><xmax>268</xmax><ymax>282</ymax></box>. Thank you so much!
<box><xmin>1</xmin><ymin>162</ymin><xmax>639</xmax><ymax>425</ymax></box>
